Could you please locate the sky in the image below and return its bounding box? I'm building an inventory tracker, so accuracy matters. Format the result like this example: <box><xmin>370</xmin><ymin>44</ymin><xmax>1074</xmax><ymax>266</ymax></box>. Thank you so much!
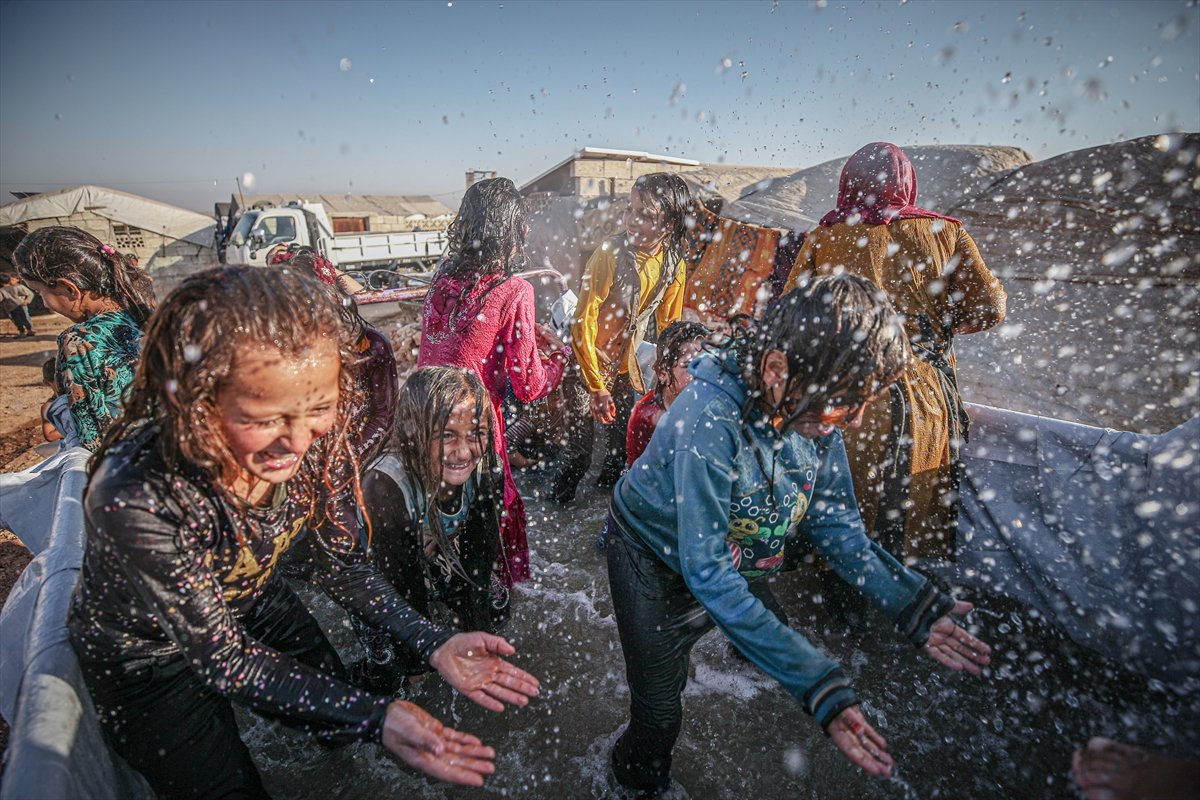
<box><xmin>0</xmin><ymin>0</ymin><xmax>1196</xmax><ymax>213</ymax></box>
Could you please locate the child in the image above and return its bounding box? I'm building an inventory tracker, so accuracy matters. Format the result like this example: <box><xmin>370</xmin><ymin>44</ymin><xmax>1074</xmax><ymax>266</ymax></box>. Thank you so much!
<box><xmin>68</xmin><ymin>266</ymin><xmax>539</xmax><ymax>797</ymax></box>
<box><xmin>269</xmin><ymin>243</ymin><xmax>366</xmax><ymax>295</ymax></box>
<box><xmin>13</xmin><ymin>226</ymin><xmax>156</xmax><ymax>450</ymax></box>
<box><xmin>39</xmin><ymin>357</ymin><xmax>64</xmax><ymax>443</ymax></box>
<box><xmin>552</xmin><ymin>172</ymin><xmax>693</xmax><ymax>503</ymax></box>
<box><xmin>605</xmin><ymin>275</ymin><xmax>992</xmax><ymax>794</ymax></box>
<box><xmin>624</xmin><ymin>320</ymin><xmax>711</xmax><ymax>467</ymax></box>
<box><xmin>355</xmin><ymin>366</ymin><xmax>507</xmax><ymax>688</ymax></box>
<box><xmin>0</xmin><ymin>272</ymin><xmax>36</xmax><ymax>337</ymax></box>
<box><xmin>419</xmin><ymin>177</ymin><xmax>568</xmax><ymax>589</ymax></box>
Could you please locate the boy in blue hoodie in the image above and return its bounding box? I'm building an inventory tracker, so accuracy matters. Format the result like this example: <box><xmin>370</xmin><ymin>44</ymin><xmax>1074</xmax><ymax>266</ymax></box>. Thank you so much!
<box><xmin>606</xmin><ymin>274</ymin><xmax>992</xmax><ymax>794</ymax></box>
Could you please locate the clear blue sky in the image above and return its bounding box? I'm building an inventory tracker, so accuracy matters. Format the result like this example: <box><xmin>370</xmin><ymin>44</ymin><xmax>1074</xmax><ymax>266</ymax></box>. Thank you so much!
<box><xmin>1</xmin><ymin>0</ymin><xmax>1196</xmax><ymax>213</ymax></box>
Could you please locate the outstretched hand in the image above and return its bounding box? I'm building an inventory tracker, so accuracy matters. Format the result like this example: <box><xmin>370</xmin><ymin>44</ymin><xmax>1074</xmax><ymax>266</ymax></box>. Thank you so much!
<box><xmin>429</xmin><ymin>632</ymin><xmax>541</xmax><ymax>712</ymax></box>
<box><xmin>382</xmin><ymin>700</ymin><xmax>496</xmax><ymax>787</ymax></box>
<box><xmin>827</xmin><ymin>705</ymin><xmax>894</xmax><ymax>778</ymax></box>
<box><xmin>923</xmin><ymin>600</ymin><xmax>992</xmax><ymax>676</ymax></box>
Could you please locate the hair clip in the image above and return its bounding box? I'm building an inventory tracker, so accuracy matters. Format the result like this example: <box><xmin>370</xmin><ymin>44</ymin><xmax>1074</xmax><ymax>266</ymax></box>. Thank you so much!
<box><xmin>99</xmin><ymin>244</ymin><xmax>116</xmax><ymax>255</ymax></box>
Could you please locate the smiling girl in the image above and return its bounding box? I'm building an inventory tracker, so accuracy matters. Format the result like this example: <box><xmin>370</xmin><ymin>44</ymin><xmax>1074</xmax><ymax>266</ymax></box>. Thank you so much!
<box><xmin>352</xmin><ymin>367</ymin><xmax>507</xmax><ymax>687</ymax></box>
<box><xmin>68</xmin><ymin>267</ymin><xmax>538</xmax><ymax>798</ymax></box>
<box><xmin>14</xmin><ymin>225</ymin><xmax>156</xmax><ymax>450</ymax></box>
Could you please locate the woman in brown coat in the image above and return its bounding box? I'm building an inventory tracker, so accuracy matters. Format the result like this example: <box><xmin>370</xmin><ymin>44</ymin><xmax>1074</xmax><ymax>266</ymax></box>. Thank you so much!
<box><xmin>785</xmin><ymin>141</ymin><xmax>1007</xmax><ymax>567</ymax></box>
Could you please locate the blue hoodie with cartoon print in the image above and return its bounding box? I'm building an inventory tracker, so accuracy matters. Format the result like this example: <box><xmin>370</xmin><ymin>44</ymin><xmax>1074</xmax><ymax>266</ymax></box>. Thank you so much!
<box><xmin>612</xmin><ymin>351</ymin><xmax>954</xmax><ymax>727</ymax></box>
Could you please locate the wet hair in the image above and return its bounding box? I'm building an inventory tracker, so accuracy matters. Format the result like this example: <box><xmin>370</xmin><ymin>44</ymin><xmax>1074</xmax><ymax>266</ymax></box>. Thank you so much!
<box><xmin>731</xmin><ymin>273</ymin><xmax>911</xmax><ymax>427</ymax></box>
<box><xmin>96</xmin><ymin>266</ymin><xmax>368</xmax><ymax>539</ymax></box>
<box><xmin>629</xmin><ymin>172</ymin><xmax>694</xmax><ymax>281</ymax></box>
<box><xmin>42</xmin><ymin>357</ymin><xmax>57</xmax><ymax>387</ymax></box>
<box><xmin>391</xmin><ymin>365</ymin><xmax>499</xmax><ymax>584</ymax></box>
<box><xmin>432</xmin><ymin>177</ymin><xmax>528</xmax><ymax>323</ymax></box>
<box><xmin>653</xmin><ymin>320</ymin><xmax>711</xmax><ymax>402</ymax></box>
<box><xmin>439</xmin><ymin>177</ymin><xmax>528</xmax><ymax>280</ymax></box>
<box><xmin>13</xmin><ymin>226</ymin><xmax>155</xmax><ymax>325</ymax></box>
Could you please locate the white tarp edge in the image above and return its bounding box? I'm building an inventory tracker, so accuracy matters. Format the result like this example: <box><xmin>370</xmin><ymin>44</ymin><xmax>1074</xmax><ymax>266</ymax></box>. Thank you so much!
<box><xmin>0</xmin><ymin>446</ymin><xmax>152</xmax><ymax>799</ymax></box>
<box><xmin>0</xmin><ymin>185</ymin><xmax>215</xmax><ymax>248</ymax></box>
<box><xmin>916</xmin><ymin>404</ymin><xmax>1200</xmax><ymax>689</ymax></box>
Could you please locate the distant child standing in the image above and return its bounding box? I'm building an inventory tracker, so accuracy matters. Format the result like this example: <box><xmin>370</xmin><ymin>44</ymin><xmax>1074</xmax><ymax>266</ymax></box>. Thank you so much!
<box><xmin>552</xmin><ymin>173</ymin><xmax>692</xmax><ymax>503</ymax></box>
<box><xmin>0</xmin><ymin>272</ymin><xmax>36</xmax><ymax>337</ymax></box>
<box><xmin>624</xmin><ymin>320</ymin><xmax>711</xmax><ymax>467</ymax></box>
<box><xmin>419</xmin><ymin>178</ymin><xmax>568</xmax><ymax>588</ymax></box>
<box><xmin>14</xmin><ymin>226</ymin><xmax>155</xmax><ymax>450</ymax></box>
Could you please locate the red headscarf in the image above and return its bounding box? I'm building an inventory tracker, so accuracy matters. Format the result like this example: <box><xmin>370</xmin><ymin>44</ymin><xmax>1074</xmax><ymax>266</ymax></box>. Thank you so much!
<box><xmin>267</xmin><ymin>245</ymin><xmax>340</xmax><ymax>286</ymax></box>
<box><xmin>818</xmin><ymin>142</ymin><xmax>960</xmax><ymax>228</ymax></box>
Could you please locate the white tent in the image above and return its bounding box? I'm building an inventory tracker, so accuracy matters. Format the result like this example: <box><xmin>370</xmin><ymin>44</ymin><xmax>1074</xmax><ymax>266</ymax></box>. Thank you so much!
<box><xmin>0</xmin><ymin>186</ymin><xmax>217</xmax><ymax>289</ymax></box>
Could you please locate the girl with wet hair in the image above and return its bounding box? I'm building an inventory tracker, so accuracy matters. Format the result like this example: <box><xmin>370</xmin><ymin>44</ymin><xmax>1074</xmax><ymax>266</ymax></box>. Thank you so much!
<box><xmin>605</xmin><ymin>274</ymin><xmax>992</xmax><ymax>794</ymax></box>
<box><xmin>554</xmin><ymin>171</ymin><xmax>693</xmax><ymax>502</ymax></box>
<box><xmin>70</xmin><ymin>266</ymin><xmax>539</xmax><ymax>798</ymax></box>
<box><xmin>354</xmin><ymin>367</ymin><xmax>507</xmax><ymax>688</ymax></box>
<box><xmin>419</xmin><ymin>177</ymin><xmax>568</xmax><ymax>590</ymax></box>
<box><xmin>624</xmin><ymin>319</ymin><xmax>712</xmax><ymax>468</ymax></box>
<box><xmin>14</xmin><ymin>225</ymin><xmax>155</xmax><ymax>449</ymax></box>
<box><xmin>268</xmin><ymin>243</ymin><xmax>365</xmax><ymax>295</ymax></box>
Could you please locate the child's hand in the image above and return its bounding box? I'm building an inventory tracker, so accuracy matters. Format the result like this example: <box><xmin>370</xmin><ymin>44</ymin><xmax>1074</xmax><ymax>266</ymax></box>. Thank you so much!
<box><xmin>923</xmin><ymin>600</ymin><xmax>992</xmax><ymax>676</ymax></box>
<box><xmin>590</xmin><ymin>390</ymin><xmax>616</xmax><ymax>424</ymax></box>
<box><xmin>826</xmin><ymin>705</ymin><xmax>894</xmax><ymax>778</ymax></box>
<box><xmin>428</xmin><ymin>632</ymin><xmax>541</xmax><ymax>712</ymax></box>
<box><xmin>382</xmin><ymin>700</ymin><xmax>496</xmax><ymax>786</ymax></box>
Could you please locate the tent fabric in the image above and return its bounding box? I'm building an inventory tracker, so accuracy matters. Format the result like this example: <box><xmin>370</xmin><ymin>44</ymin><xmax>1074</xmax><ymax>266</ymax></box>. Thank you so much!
<box><xmin>0</xmin><ymin>185</ymin><xmax>216</xmax><ymax>248</ymax></box>
<box><xmin>683</xmin><ymin>203</ymin><xmax>780</xmax><ymax>324</ymax></box>
<box><xmin>916</xmin><ymin>404</ymin><xmax>1200</xmax><ymax>688</ymax></box>
<box><xmin>0</xmin><ymin>445</ymin><xmax>153</xmax><ymax>799</ymax></box>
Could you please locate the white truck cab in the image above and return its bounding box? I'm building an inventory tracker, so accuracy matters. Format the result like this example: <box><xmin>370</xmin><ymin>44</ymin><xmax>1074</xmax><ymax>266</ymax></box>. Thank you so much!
<box><xmin>223</xmin><ymin>202</ymin><xmax>447</xmax><ymax>278</ymax></box>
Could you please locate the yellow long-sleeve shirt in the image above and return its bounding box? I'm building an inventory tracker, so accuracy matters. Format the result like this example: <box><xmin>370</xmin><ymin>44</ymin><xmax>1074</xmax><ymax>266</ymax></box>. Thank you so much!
<box><xmin>570</xmin><ymin>241</ymin><xmax>686</xmax><ymax>394</ymax></box>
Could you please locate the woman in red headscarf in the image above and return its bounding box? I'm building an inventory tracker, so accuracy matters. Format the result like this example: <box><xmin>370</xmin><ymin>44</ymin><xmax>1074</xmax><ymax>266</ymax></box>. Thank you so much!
<box><xmin>784</xmin><ymin>142</ymin><xmax>1007</xmax><ymax>576</ymax></box>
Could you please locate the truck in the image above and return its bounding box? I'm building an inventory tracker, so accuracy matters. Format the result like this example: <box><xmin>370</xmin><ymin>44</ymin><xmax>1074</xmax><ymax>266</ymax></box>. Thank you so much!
<box><xmin>220</xmin><ymin>201</ymin><xmax>448</xmax><ymax>288</ymax></box>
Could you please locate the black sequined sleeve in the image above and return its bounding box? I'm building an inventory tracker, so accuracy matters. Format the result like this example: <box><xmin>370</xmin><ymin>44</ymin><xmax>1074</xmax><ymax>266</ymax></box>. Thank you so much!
<box><xmin>308</xmin><ymin>494</ymin><xmax>456</xmax><ymax>663</ymax></box>
<box><xmin>84</xmin><ymin>479</ymin><xmax>391</xmax><ymax>745</ymax></box>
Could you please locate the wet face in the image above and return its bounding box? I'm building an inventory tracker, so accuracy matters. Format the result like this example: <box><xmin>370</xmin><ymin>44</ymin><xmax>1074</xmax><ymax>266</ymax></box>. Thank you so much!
<box><xmin>433</xmin><ymin>399</ymin><xmax>488</xmax><ymax>499</ymax></box>
<box><xmin>623</xmin><ymin>189</ymin><xmax>668</xmax><ymax>253</ymax></box>
<box><xmin>658</xmin><ymin>339</ymin><xmax>704</xmax><ymax>408</ymax></box>
<box><xmin>784</xmin><ymin>400</ymin><xmax>869</xmax><ymax>440</ymax></box>
<box><xmin>216</xmin><ymin>340</ymin><xmax>341</xmax><ymax>501</ymax></box>
<box><xmin>23</xmin><ymin>278</ymin><xmax>83</xmax><ymax>322</ymax></box>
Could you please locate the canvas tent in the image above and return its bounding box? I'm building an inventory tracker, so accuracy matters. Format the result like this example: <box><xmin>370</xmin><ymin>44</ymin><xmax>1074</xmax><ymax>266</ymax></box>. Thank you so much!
<box><xmin>0</xmin><ymin>185</ymin><xmax>217</xmax><ymax>283</ymax></box>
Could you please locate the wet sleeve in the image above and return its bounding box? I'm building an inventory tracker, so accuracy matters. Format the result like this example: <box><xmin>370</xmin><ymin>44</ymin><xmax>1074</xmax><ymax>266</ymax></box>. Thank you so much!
<box><xmin>504</xmin><ymin>279</ymin><xmax>562</xmax><ymax>402</ymax></box>
<box><xmin>361</xmin><ymin>468</ymin><xmax>429</xmax><ymax>616</ymax></box>
<box><xmin>947</xmin><ymin>225</ymin><xmax>1007</xmax><ymax>334</ymax></box>
<box><xmin>88</xmin><ymin>488</ymin><xmax>391</xmax><ymax>744</ymax></box>
<box><xmin>352</xmin><ymin>328</ymin><xmax>399</xmax><ymax>462</ymax></box>
<box><xmin>625</xmin><ymin>393</ymin><xmax>658</xmax><ymax>467</ymax></box>
<box><xmin>309</xmin><ymin>500</ymin><xmax>455</xmax><ymax>663</ymax></box>
<box><xmin>58</xmin><ymin>325</ymin><xmax>136</xmax><ymax>451</ymax></box>
<box><xmin>570</xmin><ymin>246</ymin><xmax>616</xmax><ymax>394</ymax></box>
<box><xmin>655</xmin><ymin>258</ymin><xmax>687</xmax><ymax>330</ymax></box>
<box><xmin>799</xmin><ymin>433</ymin><xmax>954</xmax><ymax>645</ymax></box>
<box><xmin>672</xmin><ymin>426</ymin><xmax>858</xmax><ymax>727</ymax></box>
